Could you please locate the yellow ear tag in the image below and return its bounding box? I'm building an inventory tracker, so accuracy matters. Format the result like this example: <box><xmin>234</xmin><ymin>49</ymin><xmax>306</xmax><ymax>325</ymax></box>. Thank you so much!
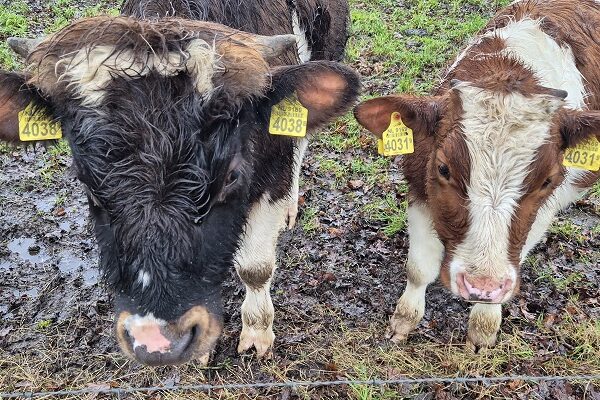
<box><xmin>377</xmin><ymin>139</ymin><xmax>384</xmax><ymax>155</ymax></box>
<box><xmin>18</xmin><ymin>102</ymin><xmax>62</xmax><ymax>141</ymax></box>
<box><xmin>381</xmin><ymin>112</ymin><xmax>414</xmax><ymax>156</ymax></box>
<box><xmin>563</xmin><ymin>137</ymin><xmax>600</xmax><ymax>171</ymax></box>
<box><xmin>269</xmin><ymin>96</ymin><xmax>308</xmax><ymax>137</ymax></box>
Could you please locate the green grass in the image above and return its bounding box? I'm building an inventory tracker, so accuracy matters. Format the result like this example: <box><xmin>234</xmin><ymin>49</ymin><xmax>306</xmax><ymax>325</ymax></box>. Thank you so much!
<box><xmin>316</xmin><ymin>115</ymin><xmax>363</xmax><ymax>152</ymax></box>
<box><xmin>36</xmin><ymin>320</ymin><xmax>52</xmax><ymax>330</ymax></box>
<box><xmin>0</xmin><ymin>1</ymin><xmax>29</xmax><ymax>37</ymax></box>
<box><xmin>300</xmin><ymin>205</ymin><xmax>320</xmax><ymax>234</ymax></box>
<box><xmin>0</xmin><ymin>1</ymin><xmax>120</xmax><ymax>70</ymax></box>
<box><xmin>363</xmin><ymin>191</ymin><xmax>408</xmax><ymax>236</ymax></box>
<box><xmin>348</xmin><ymin>0</ymin><xmax>512</xmax><ymax>94</ymax></box>
<box><xmin>549</xmin><ymin>220</ymin><xmax>586</xmax><ymax>244</ymax></box>
<box><xmin>590</xmin><ymin>180</ymin><xmax>600</xmax><ymax>199</ymax></box>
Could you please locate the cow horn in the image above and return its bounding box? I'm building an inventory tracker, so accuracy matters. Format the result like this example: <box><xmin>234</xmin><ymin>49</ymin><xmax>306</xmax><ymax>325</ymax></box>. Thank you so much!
<box><xmin>546</xmin><ymin>88</ymin><xmax>568</xmax><ymax>100</ymax></box>
<box><xmin>252</xmin><ymin>34</ymin><xmax>297</xmax><ymax>60</ymax></box>
<box><xmin>7</xmin><ymin>37</ymin><xmax>44</xmax><ymax>58</ymax></box>
<box><xmin>450</xmin><ymin>79</ymin><xmax>465</xmax><ymax>88</ymax></box>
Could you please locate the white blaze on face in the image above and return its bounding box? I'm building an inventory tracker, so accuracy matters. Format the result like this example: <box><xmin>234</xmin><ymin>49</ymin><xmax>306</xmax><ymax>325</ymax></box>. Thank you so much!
<box><xmin>482</xmin><ymin>17</ymin><xmax>589</xmax><ymax>262</ymax></box>
<box><xmin>449</xmin><ymin>83</ymin><xmax>564</xmax><ymax>293</ymax></box>
<box><xmin>136</xmin><ymin>270</ymin><xmax>151</xmax><ymax>289</ymax></box>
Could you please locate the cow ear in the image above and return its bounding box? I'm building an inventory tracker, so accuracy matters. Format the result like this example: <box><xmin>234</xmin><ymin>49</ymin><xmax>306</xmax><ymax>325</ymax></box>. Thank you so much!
<box><xmin>354</xmin><ymin>95</ymin><xmax>444</xmax><ymax>139</ymax></box>
<box><xmin>267</xmin><ymin>61</ymin><xmax>360</xmax><ymax>131</ymax></box>
<box><xmin>559</xmin><ymin>109</ymin><xmax>600</xmax><ymax>149</ymax></box>
<box><xmin>0</xmin><ymin>72</ymin><xmax>52</xmax><ymax>143</ymax></box>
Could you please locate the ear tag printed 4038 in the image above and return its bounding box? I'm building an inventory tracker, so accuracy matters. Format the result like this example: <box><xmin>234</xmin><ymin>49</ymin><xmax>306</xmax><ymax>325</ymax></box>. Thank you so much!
<box><xmin>18</xmin><ymin>102</ymin><xmax>62</xmax><ymax>141</ymax></box>
<box><xmin>269</xmin><ymin>96</ymin><xmax>308</xmax><ymax>137</ymax></box>
<box><xmin>563</xmin><ymin>137</ymin><xmax>600</xmax><ymax>171</ymax></box>
<box><xmin>377</xmin><ymin>112</ymin><xmax>414</xmax><ymax>156</ymax></box>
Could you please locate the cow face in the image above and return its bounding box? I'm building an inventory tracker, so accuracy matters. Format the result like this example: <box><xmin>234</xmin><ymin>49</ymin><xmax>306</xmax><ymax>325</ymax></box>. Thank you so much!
<box><xmin>0</xmin><ymin>17</ymin><xmax>359</xmax><ymax>365</ymax></box>
<box><xmin>355</xmin><ymin>83</ymin><xmax>600</xmax><ymax>304</ymax></box>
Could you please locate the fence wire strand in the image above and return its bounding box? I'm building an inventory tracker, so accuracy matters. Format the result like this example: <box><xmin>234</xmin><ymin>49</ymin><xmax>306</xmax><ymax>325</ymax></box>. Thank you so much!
<box><xmin>1</xmin><ymin>374</ymin><xmax>599</xmax><ymax>398</ymax></box>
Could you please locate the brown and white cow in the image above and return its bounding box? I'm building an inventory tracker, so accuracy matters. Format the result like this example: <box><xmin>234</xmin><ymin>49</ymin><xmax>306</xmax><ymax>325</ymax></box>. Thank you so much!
<box><xmin>355</xmin><ymin>0</ymin><xmax>600</xmax><ymax>349</ymax></box>
<box><xmin>0</xmin><ymin>0</ymin><xmax>359</xmax><ymax>365</ymax></box>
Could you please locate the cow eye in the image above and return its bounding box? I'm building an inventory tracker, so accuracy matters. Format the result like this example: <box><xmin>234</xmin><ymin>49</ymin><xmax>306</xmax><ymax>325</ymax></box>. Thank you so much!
<box><xmin>541</xmin><ymin>177</ymin><xmax>553</xmax><ymax>190</ymax></box>
<box><xmin>438</xmin><ymin>163</ymin><xmax>450</xmax><ymax>180</ymax></box>
<box><xmin>225</xmin><ymin>169</ymin><xmax>240</xmax><ymax>187</ymax></box>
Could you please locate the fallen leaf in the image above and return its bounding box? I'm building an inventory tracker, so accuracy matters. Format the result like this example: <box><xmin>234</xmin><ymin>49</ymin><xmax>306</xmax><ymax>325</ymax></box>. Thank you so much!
<box><xmin>324</xmin><ymin>361</ymin><xmax>338</xmax><ymax>372</ymax></box>
<box><xmin>348</xmin><ymin>179</ymin><xmax>364</xmax><ymax>190</ymax></box>
<box><xmin>322</xmin><ymin>272</ymin><xmax>337</xmax><ymax>282</ymax></box>
<box><xmin>328</xmin><ymin>227</ymin><xmax>344</xmax><ymax>237</ymax></box>
<box><xmin>543</xmin><ymin>314</ymin><xmax>556</xmax><ymax>328</ymax></box>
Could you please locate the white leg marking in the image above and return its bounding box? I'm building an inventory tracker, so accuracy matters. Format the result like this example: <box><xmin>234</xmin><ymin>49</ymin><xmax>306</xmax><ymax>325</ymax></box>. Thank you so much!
<box><xmin>388</xmin><ymin>203</ymin><xmax>444</xmax><ymax>342</ymax></box>
<box><xmin>467</xmin><ymin>303</ymin><xmax>502</xmax><ymax>350</ymax></box>
<box><xmin>234</xmin><ymin>194</ymin><xmax>287</xmax><ymax>357</ymax></box>
<box><xmin>286</xmin><ymin>138</ymin><xmax>308</xmax><ymax>229</ymax></box>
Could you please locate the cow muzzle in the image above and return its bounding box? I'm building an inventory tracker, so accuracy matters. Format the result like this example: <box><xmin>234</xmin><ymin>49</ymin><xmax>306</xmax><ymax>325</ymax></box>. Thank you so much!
<box><xmin>116</xmin><ymin>306</ymin><xmax>223</xmax><ymax>366</ymax></box>
<box><xmin>456</xmin><ymin>272</ymin><xmax>514</xmax><ymax>304</ymax></box>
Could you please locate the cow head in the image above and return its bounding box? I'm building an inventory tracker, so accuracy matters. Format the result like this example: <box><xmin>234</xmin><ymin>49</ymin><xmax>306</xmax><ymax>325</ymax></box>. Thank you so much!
<box><xmin>355</xmin><ymin>80</ymin><xmax>600</xmax><ymax>304</ymax></box>
<box><xmin>1</xmin><ymin>16</ymin><xmax>359</xmax><ymax>365</ymax></box>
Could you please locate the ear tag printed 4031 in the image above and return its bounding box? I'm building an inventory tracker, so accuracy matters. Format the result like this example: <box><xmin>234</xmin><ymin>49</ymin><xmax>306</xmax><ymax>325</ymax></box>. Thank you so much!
<box><xmin>18</xmin><ymin>102</ymin><xmax>62</xmax><ymax>141</ymax></box>
<box><xmin>377</xmin><ymin>112</ymin><xmax>414</xmax><ymax>156</ymax></box>
<box><xmin>269</xmin><ymin>96</ymin><xmax>308</xmax><ymax>137</ymax></box>
<box><xmin>563</xmin><ymin>137</ymin><xmax>600</xmax><ymax>171</ymax></box>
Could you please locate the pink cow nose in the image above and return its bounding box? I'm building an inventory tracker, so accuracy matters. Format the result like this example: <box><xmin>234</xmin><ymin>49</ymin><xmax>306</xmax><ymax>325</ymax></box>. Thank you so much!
<box><xmin>125</xmin><ymin>319</ymin><xmax>195</xmax><ymax>366</ymax></box>
<box><xmin>457</xmin><ymin>273</ymin><xmax>513</xmax><ymax>303</ymax></box>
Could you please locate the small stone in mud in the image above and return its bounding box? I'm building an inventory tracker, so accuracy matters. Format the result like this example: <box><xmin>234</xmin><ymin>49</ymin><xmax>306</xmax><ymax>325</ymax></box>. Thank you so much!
<box><xmin>405</xmin><ymin>28</ymin><xmax>428</xmax><ymax>37</ymax></box>
<box><xmin>28</xmin><ymin>245</ymin><xmax>41</xmax><ymax>255</ymax></box>
<box><xmin>45</xmin><ymin>230</ymin><xmax>62</xmax><ymax>242</ymax></box>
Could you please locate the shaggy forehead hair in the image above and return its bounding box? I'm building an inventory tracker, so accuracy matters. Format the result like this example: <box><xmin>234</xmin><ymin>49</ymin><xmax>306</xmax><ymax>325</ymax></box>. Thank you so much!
<box><xmin>449</xmin><ymin>82</ymin><xmax>563</xmax><ymax>273</ymax></box>
<box><xmin>77</xmin><ymin>69</ymin><xmax>251</xmax><ymax>303</ymax></box>
<box><xmin>25</xmin><ymin>16</ymin><xmax>274</xmax><ymax>105</ymax></box>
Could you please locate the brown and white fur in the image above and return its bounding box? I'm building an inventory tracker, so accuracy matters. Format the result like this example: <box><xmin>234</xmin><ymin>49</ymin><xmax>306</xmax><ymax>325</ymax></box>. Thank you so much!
<box><xmin>354</xmin><ymin>0</ymin><xmax>600</xmax><ymax>349</ymax></box>
<box><xmin>1</xmin><ymin>0</ymin><xmax>359</xmax><ymax>365</ymax></box>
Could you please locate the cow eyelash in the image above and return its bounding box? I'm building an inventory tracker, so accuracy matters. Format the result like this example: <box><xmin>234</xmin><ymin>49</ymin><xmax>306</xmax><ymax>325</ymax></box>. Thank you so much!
<box><xmin>225</xmin><ymin>169</ymin><xmax>240</xmax><ymax>187</ymax></box>
<box><xmin>438</xmin><ymin>163</ymin><xmax>451</xmax><ymax>180</ymax></box>
<box><xmin>82</xmin><ymin>184</ymin><xmax>103</xmax><ymax>208</ymax></box>
<box><xmin>541</xmin><ymin>177</ymin><xmax>553</xmax><ymax>190</ymax></box>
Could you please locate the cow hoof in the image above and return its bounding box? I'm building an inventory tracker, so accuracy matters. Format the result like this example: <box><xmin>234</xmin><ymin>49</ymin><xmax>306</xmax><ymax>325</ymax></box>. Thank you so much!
<box><xmin>386</xmin><ymin>327</ymin><xmax>408</xmax><ymax>343</ymax></box>
<box><xmin>466</xmin><ymin>332</ymin><xmax>497</xmax><ymax>352</ymax></box>
<box><xmin>286</xmin><ymin>203</ymin><xmax>298</xmax><ymax>229</ymax></box>
<box><xmin>197</xmin><ymin>353</ymin><xmax>210</xmax><ymax>366</ymax></box>
<box><xmin>386</xmin><ymin>307</ymin><xmax>422</xmax><ymax>343</ymax></box>
<box><xmin>237</xmin><ymin>327</ymin><xmax>275</xmax><ymax>358</ymax></box>
<box><xmin>386</xmin><ymin>317</ymin><xmax>416</xmax><ymax>343</ymax></box>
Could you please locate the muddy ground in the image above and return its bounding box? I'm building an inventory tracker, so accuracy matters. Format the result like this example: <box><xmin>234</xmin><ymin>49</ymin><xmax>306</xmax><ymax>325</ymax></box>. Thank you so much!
<box><xmin>1</xmin><ymin>0</ymin><xmax>599</xmax><ymax>399</ymax></box>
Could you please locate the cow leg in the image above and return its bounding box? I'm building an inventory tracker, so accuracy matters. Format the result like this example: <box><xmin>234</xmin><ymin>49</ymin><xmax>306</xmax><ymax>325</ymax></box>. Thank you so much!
<box><xmin>388</xmin><ymin>203</ymin><xmax>444</xmax><ymax>342</ymax></box>
<box><xmin>235</xmin><ymin>195</ymin><xmax>287</xmax><ymax>357</ymax></box>
<box><xmin>467</xmin><ymin>303</ymin><xmax>502</xmax><ymax>350</ymax></box>
<box><xmin>286</xmin><ymin>138</ymin><xmax>308</xmax><ymax>229</ymax></box>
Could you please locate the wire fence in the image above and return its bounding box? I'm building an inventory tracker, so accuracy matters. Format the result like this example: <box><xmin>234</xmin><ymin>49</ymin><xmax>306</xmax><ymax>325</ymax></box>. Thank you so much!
<box><xmin>1</xmin><ymin>374</ymin><xmax>599</xmax><ymax>398</ymax></box>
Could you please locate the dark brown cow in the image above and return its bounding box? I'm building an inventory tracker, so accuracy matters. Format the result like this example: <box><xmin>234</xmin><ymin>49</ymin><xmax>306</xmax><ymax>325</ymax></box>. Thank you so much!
<box><xmin>355</xmin><ymin>0</ymin><xmax>600</xmax><ymax>349</ymax></box>
<box><xmin>0</xmin><ymin>0</ymin><xmax>359</xmax><ymax>365</ymax></box>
